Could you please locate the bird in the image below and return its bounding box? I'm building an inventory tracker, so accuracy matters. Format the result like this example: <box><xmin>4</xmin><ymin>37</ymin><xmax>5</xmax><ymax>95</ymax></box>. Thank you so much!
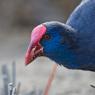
<box><xmin>25</xmin><ymin>0</ymin><xmax>95</xmax><ymax>72</ymax></box>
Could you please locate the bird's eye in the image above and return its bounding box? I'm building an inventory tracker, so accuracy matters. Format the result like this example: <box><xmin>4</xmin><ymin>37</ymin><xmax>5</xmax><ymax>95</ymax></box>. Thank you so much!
<box><xmin>43</xmin><ymin>34</ymin><xmax>51</xmax><ymax>40</ymax></box>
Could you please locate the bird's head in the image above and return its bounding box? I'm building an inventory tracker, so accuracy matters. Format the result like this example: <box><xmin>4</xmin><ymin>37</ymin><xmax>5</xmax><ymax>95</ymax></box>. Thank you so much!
<box><xmin>25</xmin><ymin>21</ymin><xmax>78</xmax><ymax>66</ymax></box>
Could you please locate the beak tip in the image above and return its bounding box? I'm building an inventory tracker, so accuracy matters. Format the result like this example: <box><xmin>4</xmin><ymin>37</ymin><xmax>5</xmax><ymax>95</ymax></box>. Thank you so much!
<box><xmin>24</xmin><ymin>58</ymin><xmax>29</xmax><ymax>66</ymax></box>
<box><xmin>25</xmin><ymin>63</ymin><xmax>28</xmax><ymax>66</ymax></box>
<box><xmin>25</xmin><ymin>59</ymin><xmax>29</xmax><ymax>66</ymax></box>
<box><xmin>25</xmin><ymin>58</ymin><xmax>32</xmax><ymax>66</ymax></box>
<box><xmin>25</xmin><ymin>62</ymin><xmax>30</xmax><ymax>66</ymax></box>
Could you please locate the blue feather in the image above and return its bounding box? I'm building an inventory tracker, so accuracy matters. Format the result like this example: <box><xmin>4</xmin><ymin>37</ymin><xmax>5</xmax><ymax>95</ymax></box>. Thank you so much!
<box><xmin>66</xmin><ymin>0</ymin><xmax>95</xmax><ymax>71</ymax></box>
<box><xmin>40</xmin><ymin>0</ymin><xmax>95</xmax><ymax>71</ymax></box>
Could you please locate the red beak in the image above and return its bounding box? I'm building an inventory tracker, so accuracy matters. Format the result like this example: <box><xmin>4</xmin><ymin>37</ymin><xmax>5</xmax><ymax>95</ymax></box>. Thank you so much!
<box><xmin>25</xmin><ymin>24</ymin><xmax>46</xmax><ymax>65</ymax></box>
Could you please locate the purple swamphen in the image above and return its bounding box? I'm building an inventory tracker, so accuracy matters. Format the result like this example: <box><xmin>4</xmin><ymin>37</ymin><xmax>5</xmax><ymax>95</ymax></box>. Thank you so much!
<box><xmin>25</xmin><ymin>0</ymin><xmax>95</xmax><ymax>72</ymax></box>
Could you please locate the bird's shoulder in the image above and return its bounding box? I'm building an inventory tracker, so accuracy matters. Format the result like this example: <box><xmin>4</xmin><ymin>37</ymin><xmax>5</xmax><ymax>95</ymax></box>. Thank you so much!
<box><xmin>66</xmin><ymin>0</ymin><xmax>95</xmax><ymax>32</ymax></box>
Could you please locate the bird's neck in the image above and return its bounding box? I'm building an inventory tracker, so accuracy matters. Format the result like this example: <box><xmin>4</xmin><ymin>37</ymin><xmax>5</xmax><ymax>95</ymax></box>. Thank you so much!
<box><xmin>62</xmin><ymin>24</ymin><xmax>79</xmax><ymax>50</ymax></box>
<box><xmin>53</xmin><ymin>24</ymin><xmax>80</xmax><ymax>69</ymax></box>
<box><xmin>50</xmin><ymin>49</ymin><xmax>80</xmax><ymax>69</ymax></box>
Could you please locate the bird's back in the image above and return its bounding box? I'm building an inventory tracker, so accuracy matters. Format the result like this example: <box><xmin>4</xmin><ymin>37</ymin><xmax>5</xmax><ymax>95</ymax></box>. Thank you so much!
<box><xmin>66</xmin><ymin>0</ymin><xmax>95</xmax><ymax>71</ymax></box>
<box><xmin>66</xmin><ymin>0</ymin><xmax>95</xmax><ymax>51</ymax></box>
<box><xmin>66</xmin><ymin>0</ymin><xmax>95</xmax><ymax>32</ymax></box>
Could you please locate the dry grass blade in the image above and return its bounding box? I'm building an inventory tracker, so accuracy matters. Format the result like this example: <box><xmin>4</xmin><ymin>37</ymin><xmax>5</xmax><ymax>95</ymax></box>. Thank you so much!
<box><xmin>8</xmin><ymin>83</ymin><xmax>13</xmax><ymax>95</ymax></box>
<box><xmin>16</xmin><ymin>82</ymin><xmax>21</xmax><ymax>95</ymax></box>
<box><xmin>2</xmin><ymin>64</ymin><xmax>10</xmax><ymax>95</ymax></box>
<box><xmin>12</xmin><ymin>61</ymin><xmax>16</xmax><ymax>87</ymax></box>
<box><xmin>43</xmin><ymin>64</ymin><xmax>58</xmax><ymax>95</ymax></box>
<box><xmin>12</xmin><ymin>87</ymin><xmax>16</xmax><ymax>95</ymax></box>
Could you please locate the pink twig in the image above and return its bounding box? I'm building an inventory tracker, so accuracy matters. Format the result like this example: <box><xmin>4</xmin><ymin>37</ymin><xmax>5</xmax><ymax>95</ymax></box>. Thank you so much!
<box><xmin>43</xmin><ymin>64</ymin><xmax>58</xmax><ymax>95</ymax></box>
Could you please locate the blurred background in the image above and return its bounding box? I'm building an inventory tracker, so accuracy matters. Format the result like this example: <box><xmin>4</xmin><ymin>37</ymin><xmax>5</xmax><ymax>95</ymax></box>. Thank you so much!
<box><xmin>0</xmin><ymin>0</ymin><xmax>95</xmax><ymax>95</ymax></box>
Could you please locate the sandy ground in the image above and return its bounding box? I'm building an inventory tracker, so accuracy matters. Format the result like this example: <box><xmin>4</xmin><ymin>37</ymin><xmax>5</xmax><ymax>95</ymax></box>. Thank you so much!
<box><xmin>0</xmin><ymin>29</ymin><xmax>95</xmax><ymax>95</ymax></box>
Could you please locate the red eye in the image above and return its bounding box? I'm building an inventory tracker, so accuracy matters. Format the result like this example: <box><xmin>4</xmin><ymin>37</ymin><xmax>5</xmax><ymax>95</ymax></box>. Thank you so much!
<box><xmin>43</xmin><ymin>34</ymin><xmax>51</xmax><ymax>40</ymax></box>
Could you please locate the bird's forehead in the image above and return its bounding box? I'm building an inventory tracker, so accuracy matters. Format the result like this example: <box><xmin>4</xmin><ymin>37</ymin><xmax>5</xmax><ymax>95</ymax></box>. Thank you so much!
<box><xmin>31</xmin><ymin>24</ymin><xmax>46</xmax><ymax>43</ymax></box>
<box><xmin>44</xmin><ymin>21</ymin><xmax>66</xmax><ymax>34</ymax></box>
